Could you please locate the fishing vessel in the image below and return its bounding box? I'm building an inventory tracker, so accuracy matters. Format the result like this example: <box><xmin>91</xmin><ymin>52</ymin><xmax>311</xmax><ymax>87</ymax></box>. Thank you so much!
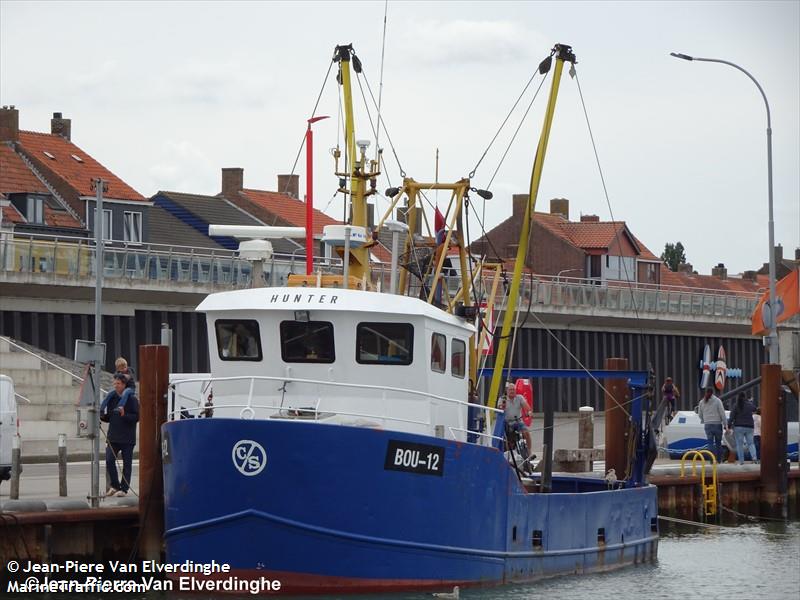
<box><xmin>161</xmin><ymin>43</ymin><xmax>660</xmax><ymax>593</ymax></box>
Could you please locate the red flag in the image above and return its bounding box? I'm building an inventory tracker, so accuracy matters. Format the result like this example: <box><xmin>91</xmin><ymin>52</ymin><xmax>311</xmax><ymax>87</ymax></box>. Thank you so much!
<box><xmin>751</xmin><ymin>268</ymin><xmax>800</xmax><ymax>336</ymax></box>
<box><xmin>434</xmin><ymin>207</ymin><xmax>446</xmax><ymax>245</ymax></box>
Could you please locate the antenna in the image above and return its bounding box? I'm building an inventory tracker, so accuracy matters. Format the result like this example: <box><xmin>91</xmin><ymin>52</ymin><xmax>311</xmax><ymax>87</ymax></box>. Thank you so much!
<box><xmin>208</xmin><ymin>225</ymin><xmax>305</xmax><ymax>288</ymax></box>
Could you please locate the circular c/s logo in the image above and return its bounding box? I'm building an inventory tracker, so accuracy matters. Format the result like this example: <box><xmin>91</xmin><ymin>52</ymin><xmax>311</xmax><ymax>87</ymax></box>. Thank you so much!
<box><xmin>232</xmin><ymin>439</ymin><xmax>267</xmax><ymax>476</ymax></box>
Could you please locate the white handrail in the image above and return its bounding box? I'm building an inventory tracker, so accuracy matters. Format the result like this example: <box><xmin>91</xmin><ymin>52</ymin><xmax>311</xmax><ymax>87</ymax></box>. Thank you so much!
<box><xmin>0</xmin><ymin>335</ymin><xmax>108</xmax><ymax>394</ymax></box>
<box><xmin>171</xmin><ymin>374</ymin><xmax>503</xmax><ymax>415</ymax></box>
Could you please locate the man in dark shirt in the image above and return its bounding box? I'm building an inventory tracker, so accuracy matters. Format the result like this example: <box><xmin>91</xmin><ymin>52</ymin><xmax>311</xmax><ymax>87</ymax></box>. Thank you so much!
<box><xmin>101</xmin><ymin>374</ymin><xmax>139</xmax><ymax>497</ymax></box>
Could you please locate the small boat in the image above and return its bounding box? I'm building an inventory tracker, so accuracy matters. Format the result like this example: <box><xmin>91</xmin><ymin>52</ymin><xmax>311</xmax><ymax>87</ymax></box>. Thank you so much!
<box><xmin>161</xmin><ymin>43</ymin><xmax>659</xmax><ymax>594</ymax></box>
<box><xmin>663</xmin><ymin>410</ymin><xmax>799</xmax><ymax>460</ymax></box>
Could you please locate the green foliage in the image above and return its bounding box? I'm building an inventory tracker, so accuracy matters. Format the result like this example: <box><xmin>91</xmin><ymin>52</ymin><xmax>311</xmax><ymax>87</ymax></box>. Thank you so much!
<box><xmin>661</xmin><ymin>242</ymin><xmax>686</xmax><ymax>272</ymax></box>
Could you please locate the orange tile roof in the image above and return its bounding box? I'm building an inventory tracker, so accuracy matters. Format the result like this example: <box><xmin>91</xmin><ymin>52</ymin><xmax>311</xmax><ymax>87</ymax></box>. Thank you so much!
<box><xmin>239</xmin><ymin>189</ymin><xmax>338</xmax><ymax>236</ymax></box>
<box><xmin>660</xmin><ymin>269</ymin><xmax>767</xmax><ymax>294</ymax></box>
<box><xmin>1</xmin><ymin>203</ymin><xmax>25</xmax><ymax>224</ymax></box>
<box><xmin>559</xmin><ymin>221</ymin><xmax>633</xmax><ymax>250</ymax></box>
<box><xmin>43</xmin><ymin>205</ymin><xmax>81</xmax><ymax>228</ymax></box>
<box><xmin>0</xmin><ymin>144</ymin><xmax>49</xmax><ymax>195</ymax></box>
<box><xmin>18</xmin><ymin>131</ymin><xmax>145</xmax><ymax>201</ymax></box>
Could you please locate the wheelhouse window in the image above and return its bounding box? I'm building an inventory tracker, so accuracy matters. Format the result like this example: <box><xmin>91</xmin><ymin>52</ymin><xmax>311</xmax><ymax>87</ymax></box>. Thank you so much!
<box><xmin>280</xmin><ymin>321</ymin><xmax>335</xmax><ymax>363</ymax></box>
<box><xmin>431</xmin><ymin>333</ymin><xmax>446</xmax><ymax>374</ymax></box>
<box><xmin>451</xmin><ymin>339</ymin><xmax>466</xmax><ymax>378</ymax></box>
<box><xmin>215</xmin><ymin>320</ymin><xmax>262</xmax><ymax>361</ymax></box>
<box><xmin>356</xmin><ymin>322</ymin><xmax>413</xmax><ymax>365</ymax></box>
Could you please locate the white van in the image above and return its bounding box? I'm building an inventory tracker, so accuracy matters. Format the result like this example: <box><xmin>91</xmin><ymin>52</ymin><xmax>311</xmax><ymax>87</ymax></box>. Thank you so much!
<box><xmin>0</xmin><ymin>375</ymin><xmax>19</xmax><ymax>480</ymax></box>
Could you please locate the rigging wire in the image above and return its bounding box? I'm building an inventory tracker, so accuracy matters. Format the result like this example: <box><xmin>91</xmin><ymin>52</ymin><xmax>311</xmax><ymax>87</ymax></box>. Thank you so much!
<box><xmin>573</xmin><ymin>68</ymin><xmax>654</xmax><ymax>397</ymax></box>
<box><xmin>468</xmin><ymin>69</ymin><xmax>543</xmax><ymax>179</ymax></box>
<box><xmin>485</xmin><ymin>72</ymin><xmax>549</xmax><ymax>191</ymax></box>
<box><xmin>375</xmin><ymin>0</ymin><xmax>389</xmax><ymax>162</ymax></box>
<box><xmin>280</xmin><ymin>57</ymin><xmax>336</xmax><ymax>196</ymax></box>
<box><xmin>361</xmin><ymin>71</ymin><xmax>406</xmax><ymax>177</ymax></box>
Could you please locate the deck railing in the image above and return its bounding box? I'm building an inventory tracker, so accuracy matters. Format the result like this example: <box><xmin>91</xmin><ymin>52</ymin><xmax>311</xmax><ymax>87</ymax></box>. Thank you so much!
<box><xmin>169</xmin><ymin>374</ymin><xmax>504</xmax><ymax>445</ymax></box>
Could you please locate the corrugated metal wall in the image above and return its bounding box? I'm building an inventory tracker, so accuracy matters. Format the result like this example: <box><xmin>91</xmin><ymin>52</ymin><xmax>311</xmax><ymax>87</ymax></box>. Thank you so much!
<box><xmin>0</xmin><ymin>310</ymin><xmax>210</xmax><ymax>375</ymax></box>
<box><xmin>2</xmin><ymin>309</ymin><xmax>766</xmax><ymax>412</ymax></box>
<box><xmin>484</xmin><ymin>327</ymin><xmax>766</xmax><ymax>411</ymax></box>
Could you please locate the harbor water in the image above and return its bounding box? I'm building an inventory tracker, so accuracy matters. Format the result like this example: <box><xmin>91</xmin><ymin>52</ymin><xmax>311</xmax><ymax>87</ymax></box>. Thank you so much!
<box><xmin>12</xmin><ymin>520</ymin><xmax>798</xmax><ymax>600</ymax></box>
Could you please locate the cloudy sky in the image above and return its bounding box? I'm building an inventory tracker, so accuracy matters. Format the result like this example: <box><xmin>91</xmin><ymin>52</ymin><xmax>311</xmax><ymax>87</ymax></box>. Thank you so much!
<box><xmin>1</xmin><ymin>1</ymin><xmax>798</xmax><ymax>275</ymax></box>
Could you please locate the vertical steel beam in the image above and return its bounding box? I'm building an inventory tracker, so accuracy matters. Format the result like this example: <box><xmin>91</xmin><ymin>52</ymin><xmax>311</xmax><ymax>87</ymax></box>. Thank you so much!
<box><xmin>760</xmin><ymin>363</ymin><xmax>787</xmax><ymax>518</ymax></box>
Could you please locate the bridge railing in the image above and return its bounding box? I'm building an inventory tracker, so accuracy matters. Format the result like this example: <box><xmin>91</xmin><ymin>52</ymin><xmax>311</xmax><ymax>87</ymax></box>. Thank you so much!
<box><xmin>480</xmin><ymin>274</ymin><xmax>760</xmax><ymax>320</ymax></box>
<box><xmin>0</xmin><ymin>231</ymin><xmax>760</xmax><ymax>319</ymax></box>
<box><xmin>0</xmin><ymin>232</ymin><xmax>343</xmax><ymax>287</ymax></box>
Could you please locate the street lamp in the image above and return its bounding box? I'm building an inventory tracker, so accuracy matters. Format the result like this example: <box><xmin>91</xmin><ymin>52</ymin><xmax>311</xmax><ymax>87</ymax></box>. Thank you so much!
<box><xmin>670</xmin><ymin>52</ymin><xmax>779</xmax><ymax>364</ymax></box>
<box><xmin>556</xmin><ymin>268</ymin><xmax>581</xmax><ymax>282</ymax></box>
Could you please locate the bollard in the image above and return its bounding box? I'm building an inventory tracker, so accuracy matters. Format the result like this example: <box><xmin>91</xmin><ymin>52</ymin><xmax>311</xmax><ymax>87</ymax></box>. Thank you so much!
<box><xmin>58</xmin><ymin>433</ymin><xmax>68</xmax><ymax>497</ymax></box>
<box><xmin>760</xmin><ymin>363</ymin><xmax>787</xmax><ymax>518</ymax></box>
<box><xmin>138</xmin><ymin>345</ymin><xmax>169</xmax><ymax>561</ymax></box>
<box><xmin>10</xmin><ymin>434</ymin><xmax>20</xmax><ymax>500</ymax></box>
<box><xmin>604</xmin><ymin>358</ymin><xmax>630</xmax><ymax>480</ymax></box>
<box><xmin>579</xmin><ymin>406</ymin><xmax>595</xmax><ymax>471</ymax></box>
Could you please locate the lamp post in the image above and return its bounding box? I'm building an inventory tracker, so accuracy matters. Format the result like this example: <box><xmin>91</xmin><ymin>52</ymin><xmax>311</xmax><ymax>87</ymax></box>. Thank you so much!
<box><xmin>556</xmin><ymin>268</ymin><xmax>581</xmax><ymax>282</ymax></box>
<box><xmin>670</xmin><ymin>52</ymin><xmax>779</xmax><ymax>364</ymax></box>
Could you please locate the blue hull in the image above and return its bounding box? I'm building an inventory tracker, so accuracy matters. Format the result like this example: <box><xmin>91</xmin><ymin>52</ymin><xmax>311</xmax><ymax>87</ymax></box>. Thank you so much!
<box><xmin>162</xmin><ymin>419</ymin><xmax>658</xmax><ymax>593</ymax></box>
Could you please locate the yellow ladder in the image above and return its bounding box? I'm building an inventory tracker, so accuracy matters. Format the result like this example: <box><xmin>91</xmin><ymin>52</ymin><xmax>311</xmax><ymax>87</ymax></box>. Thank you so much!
<box><xmin>680</xmin><ymin>450</ymin><xmax>718</xmax><ymax>517</ymax></box>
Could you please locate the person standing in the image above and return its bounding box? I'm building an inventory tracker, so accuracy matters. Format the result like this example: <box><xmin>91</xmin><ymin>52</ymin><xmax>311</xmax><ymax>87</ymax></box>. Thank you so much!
<box><xmin>697</xmin><ymin>387</ymin><xmax>726</xmax><ymax>462</ymax></box>
<box><xmin>727</xmin><ymin>393</ymin><xmax>759</xmax><ymax>465</ymax></box>
<box><xmin>101</xmin><ymin>374</ymin><xmax>139</xmax><ymax>497</ymax></box>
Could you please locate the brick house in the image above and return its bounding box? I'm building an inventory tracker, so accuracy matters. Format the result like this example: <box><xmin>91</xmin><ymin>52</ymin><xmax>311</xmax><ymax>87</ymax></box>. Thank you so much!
<box><xmin>471</xmin><ymin>195</ymin><xmax>663</xmax><ymax>284</ymax></box>
<box><xmin>0</xmin><ymin>106</ymin><xmax>149</xmax><ymax>243</ymax></box>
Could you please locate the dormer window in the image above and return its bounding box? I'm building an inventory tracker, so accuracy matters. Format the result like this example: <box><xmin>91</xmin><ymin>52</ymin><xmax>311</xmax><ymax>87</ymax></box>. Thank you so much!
<box><xmin>26</xmin><ymin>195</ymin><xmax>44</xmax><ymax>224</ymax></box>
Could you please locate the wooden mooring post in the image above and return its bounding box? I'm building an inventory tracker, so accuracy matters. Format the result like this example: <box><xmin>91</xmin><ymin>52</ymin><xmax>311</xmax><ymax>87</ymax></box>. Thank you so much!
<box><xmin>760</xmin><ymin>363</ymin><xmax>788</xmax><ymax>518</ymax></box>
<box><xmin>604</xmin><ymin>358</ymin><xmax>630</xmax><ymax>479</ymax></box>
<box><xmin>138</xmin><ymin>345</ymin><xmax>169</xmax><ymax>561</ymax></box>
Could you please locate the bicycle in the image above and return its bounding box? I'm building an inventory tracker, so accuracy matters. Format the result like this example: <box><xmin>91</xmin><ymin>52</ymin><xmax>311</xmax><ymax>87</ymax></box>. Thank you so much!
<box><xmin>504</xmin><ymin>417</ymin><xmax>536</xmax><ymax>476</ymax></box>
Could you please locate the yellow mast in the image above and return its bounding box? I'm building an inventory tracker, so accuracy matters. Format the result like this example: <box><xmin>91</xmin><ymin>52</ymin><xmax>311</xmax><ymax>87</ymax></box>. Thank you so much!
<box><xmin>334</xmin><ymin>44</ymin><xmax>378</xmax><ymax>284</ymax></box>
<box><xmin>486</xmin><ymin>44</ymin><xmax>577</xmax><ymax>410</ymax></box>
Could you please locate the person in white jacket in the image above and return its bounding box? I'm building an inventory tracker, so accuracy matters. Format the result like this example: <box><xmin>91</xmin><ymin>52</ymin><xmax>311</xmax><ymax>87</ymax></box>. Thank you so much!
<box><xmin>697</xmin><ymin>387</ymin><xmax>726</xmax><ymax>462</ymax></box>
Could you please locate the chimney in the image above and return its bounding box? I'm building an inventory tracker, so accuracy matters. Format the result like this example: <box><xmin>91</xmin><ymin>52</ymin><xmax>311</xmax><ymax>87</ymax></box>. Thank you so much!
<box><xmin>550</xmin><ymin>198</ymin><xmax>569</xmax><ymax>220</ymax></box>
<box><xmin>50</xmin><ymin>111</ymin><xmax>71</xmax><ymax>140</ymax></box>
<box><xmin>774</xmin><ymin>244</ymin><xmax>783</xmax><ymax>263</ymax></box>
<box><xmin>277</xmin><ymin>174</ymin><xmax>299</xmax><ymax>199</ymax></box>
<box><xmin>795</xmin><ymin>247</ymin><xmax>800</xmax><ymax>261</ymax></box>
<box><xmin>221</xmin><ymin>168</ymin><xmax>244</xmax><ymax>198</ymax></box>
<box><xmin>742</xmin><ymin>270</ymin><xmax>758</xmax><ymax>282</ymax></box>
<box><xmin>711</xmin><ymin>263</ymin><xmax>728</xmax><ymax>280</ymax></box>
<box><xmin>0</xmin><ymin>105</ymin><xmax>19</xmax><ymax>142</ymax></box>
<box><xmin>580</xmin><ymin>214</ymin><xmax>600</xmax><ymax>222</ymax></box>
<box><xmin>678</xmin><ymin>263</ymin><xmax>693</xmax><ymax>274</ymax></box>
<box><xmin>512</xmin><ymin>194</ymin><xmax>529</xmax><ymax>219</ymax></box>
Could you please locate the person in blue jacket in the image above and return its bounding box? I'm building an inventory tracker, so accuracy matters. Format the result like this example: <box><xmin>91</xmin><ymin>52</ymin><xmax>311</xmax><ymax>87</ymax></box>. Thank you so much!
<box><xmin>101</xmin><ymin>374</ymin><xmax>139</xmax><ymax>497</ymax></box>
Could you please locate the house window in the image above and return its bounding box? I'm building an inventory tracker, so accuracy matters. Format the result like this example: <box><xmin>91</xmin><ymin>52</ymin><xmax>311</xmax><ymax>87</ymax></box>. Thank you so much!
<box><xmin>93</xmin><ymin>208</ymin><xmax>112</xmax><ymax>240</ymax></box>
<box><xmin>431</xmin><ymin>333</ymin><xmax>446</xmax><ymax>374</ymax></box>
<box><xmin>451</xmin><ymin>339</ymin><xmax>466</xmax><ymax>378</ymax></box>
<box><xmin>605</xmin><ymin>255</ymin><xmax>635</xmax><ymax>282</ymax></box>
<box><xmin>356</xmin><ymin>322</ymin><xmax>413</xmax><ymax>365</ymax></box>
<box><xmin>26</xmin><ymin>196</ymin><xmax>44</xmax><ymax>224</ymax></box>
<box><xmin>280</xmin><ymin>321</ymin><xmax>335</xmax><ymax>363</ymax></box>
<box><xmin>124</xmin><ymin>211</ymin><xmax>142</xmax><ymax>243</ymax></box>
<box><xmin>215</xmin><ymin>320</ymin><xmax>262</xmax><ymax>361</ymax></box>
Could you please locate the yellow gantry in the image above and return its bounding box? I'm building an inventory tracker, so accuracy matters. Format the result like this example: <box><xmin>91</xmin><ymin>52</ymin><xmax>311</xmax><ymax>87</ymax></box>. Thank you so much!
<box><xmin>486</xmin><ymin>45</ymin><xmax>577</xmax><ymax>414</ymax></box>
